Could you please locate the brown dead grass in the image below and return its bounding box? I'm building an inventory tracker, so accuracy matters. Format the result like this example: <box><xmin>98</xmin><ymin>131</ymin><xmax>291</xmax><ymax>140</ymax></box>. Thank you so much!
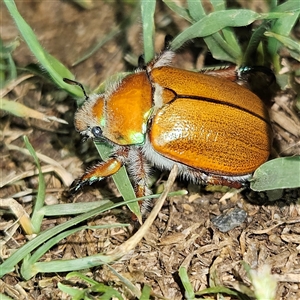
<box><xmin>1</xmin><ymin>1</ymin><xmax>300</xmax><ymax>299</ymax></box>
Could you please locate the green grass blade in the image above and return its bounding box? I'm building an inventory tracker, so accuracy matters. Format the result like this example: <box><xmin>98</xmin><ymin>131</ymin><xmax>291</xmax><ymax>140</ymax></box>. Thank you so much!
<box><xmin>179</xmin><ymin>266</ymin><xmax>195</xmax><ymax>300</ymax></box>
<box><xmin>106</xmin><ymin>264</ymin><xmax>141</xmax><ymax>298</ymax></box>
<box><xmin>221</xmin><ymin>27</ymin><xmax>241</xmax><ymax>56</ymax></box>
<box><xmin>23</xmin><ymin>136</ymin><xmax>45</xmax><ymax>233</ymax></box>
<box><xmin>210</xmin><ymin>0</ymin><xmax>240</xmax><ymax>54</ymax></box>
<box><xmin>92</xmin><ymin>284</ymin><xmax>124</xmax><ymax>300</ymax></box>
<box><xmin>0</xmin><ymin>200</ymin><xmax>116</xmax><ymax>278</ymax></box>
<box><xmin>243</xmin><ymin>22</ymin><xmax>270</xmax><ymax>65</ymax></box>
<box><xmin>40</xmin><ymin>200</ymin><xmax>111</xmax><ymax>216</ymax></box>
<box><xmin>265</xmin><ymin>32</ymin><xmax>300</xmax><ymax>53</ymax></box>
<box><xmin>187</xmin><ymin>0</ymin><xmax>205</xmax><ymax>20</ymax></box>
<box><xmin>170</xmin><ymin>9</ymin><xmax>287</xmax><ymax>51</ymax></box>
<box><xmin>0</xmin><ymin>38</ymin><xmax>18</xmax><ymax>87</ymax></box>
<box><xmin>267</xmin><ymin>9</ymin><xmax>300</xmax><ymax>70</ymax></box>
<box><xmin>2</xmin><ymin>190</ymin><xmax>184</xmax><ymax>279</ymax></box>
<box><xmin>187</xmin><ymin>0</ymin><xmax>241</xmax><ymax>63</ymax></box>
<box><xmin>21</xmin><ymin>224</ymin><xmax>127</xmax><ymax>280</ymax></box>
<box><xmin>66</xmin><ymin>271</ymin><xmax>99</xmax><ymax>285</ymax></box>
<box><xmin>0</xmin><ymin>294</ymin><xmax>14</xmax><ymax>300</ymax></box>
<box><xmin>3</xmin><ymin>0</ymin><xmax>82</xmax><ymax>98</ymax></box>
<box><xmin>94</xmin><ymin>141</ymin><xmax>141</xmax><ymax>222</ymax></box>
<box><xmin>57</xmin><ymin>283</ymin><xmax>85</xmax><ymax>298</ymax></box>
<box><xmin>207</xmin><ymin>33</ymin><xmax>241</xmax><ymax>63</ymax></box>
<box><xmin>273</xmin><ymin>0</ymin><xmax>300</xmax><ymax>12</ymax></box>
<box><xmin>195</xmin><ymin>286</ymin><xmax>243</xmax><ymax>298</ymax></box>
<box><xmin>26</xmin><ymin>224</ymin><xmax>125</xmax><ymax>265</ymax></box>
<box><xmin>0</xmin><ymin>99</ymin><xmax>40</xmax><ymax>119</ymax></box>
<box><xmin>163</xmin><ymin>0</ymin><xmax>192</xmax><ymax>22</ymax></box>
<box><xmin>140</xmin><ymin>285</ymin><xmax>151</xmax><ymax>300</ymax></box>
<box><xmin>61</xmin><ymin>272</ymin><xmax>125</xmax><ymax>300</ymax></box>
<box><xmin>141</xmin><ymin>0</ymin><xmax>156</xmax><ymax>63</ymax></box>
<box><xmin>210</xmin><ymin>0</ymin><xmax>226</xmax><ymax>10</ymax></box>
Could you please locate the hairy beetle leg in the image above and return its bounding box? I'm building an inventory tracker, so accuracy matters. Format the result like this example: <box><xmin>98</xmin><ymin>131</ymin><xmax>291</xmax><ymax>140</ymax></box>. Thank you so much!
<box><xmin>205</xmin><ymin>175</ymin><xmax>248</xmax><ymax>189</ymax></box>
<box><xmin>202</xmin><ymin>65</ymin><xmax>238</xmax><ymax>82</ymax></box>
<box><xmin>70</xmin><ymin>157</ymin><xmax>122</xmax><ymax>193</ymax></box>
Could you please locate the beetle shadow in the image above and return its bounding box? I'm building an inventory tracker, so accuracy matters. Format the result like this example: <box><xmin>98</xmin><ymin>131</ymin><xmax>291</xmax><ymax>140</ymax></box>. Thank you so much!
<box><xmin>243</xmin><ymin>188</ymin><xmax>300</xmax><ymax>208</ymax></box>
<box><xmin>242</xmin><ymin>70</ymin><xmax>280</xmax><ymax>109</ymax></box>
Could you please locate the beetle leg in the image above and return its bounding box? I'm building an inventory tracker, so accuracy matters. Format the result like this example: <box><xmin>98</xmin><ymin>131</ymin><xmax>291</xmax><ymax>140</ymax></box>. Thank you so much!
<box><xmin>127</xmin><ymin>147</ymin><xmax>152</xmax><ymax>211</ymax></box>
<box><xmin>71</xmin><ymin>157</ymin><xmax>123</xmax><ymax>193</ymax></box>
<box><xmin>201</xmin><ymin>65</ymin><xmax>238</xmax><ymax>82</ymax></box>
<box><xmin>202</xmin><ymin>65</ymin><xmax>275</xmax><ymax>87</ymax></box>
<box><xmin>188</xmin><ymin>167</ymin><xmax>250</xmax><ymax>189</ymax></box>
<box><xmin>205</xmin><ymin>175</ymin><xmax>246</xmax><ymax>189</ymax></box>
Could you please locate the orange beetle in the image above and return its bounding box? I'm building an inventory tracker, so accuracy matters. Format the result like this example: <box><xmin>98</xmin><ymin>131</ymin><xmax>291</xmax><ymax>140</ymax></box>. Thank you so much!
<box><xmin>69</xmin><ymin>49</ymin><xmax>272</xmax><ymax>198</ymax></box>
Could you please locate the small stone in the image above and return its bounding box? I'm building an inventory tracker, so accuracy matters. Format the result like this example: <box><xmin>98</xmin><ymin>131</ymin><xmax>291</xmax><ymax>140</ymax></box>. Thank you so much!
<box><xmin>211</xmin><ymin>207</ymin><xmax>247</xmax><ymax>232</ymax></box>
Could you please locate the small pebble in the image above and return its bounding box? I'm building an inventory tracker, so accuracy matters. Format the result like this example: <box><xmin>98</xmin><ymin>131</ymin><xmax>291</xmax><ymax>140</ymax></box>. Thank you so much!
<box><xmin>211</xmin><ymin>207</ymin><xmax>247</xmax><ymax>232</ymax></box>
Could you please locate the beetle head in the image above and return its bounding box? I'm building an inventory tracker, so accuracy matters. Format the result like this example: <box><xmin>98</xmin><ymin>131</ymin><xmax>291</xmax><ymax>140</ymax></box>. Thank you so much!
<box><xmin>75</xmin><ymin>71</ymin><xmax>153</xmax><ymax>146</ymax></box>
<box><xmin>74</xmin><ymin>94</ymin><xmax>106</xmax><ymax>140</ymax></box>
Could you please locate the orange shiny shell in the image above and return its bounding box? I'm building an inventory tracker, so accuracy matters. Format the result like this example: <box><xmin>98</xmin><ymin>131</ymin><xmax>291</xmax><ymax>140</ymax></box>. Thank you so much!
<box><xmin>104</xmin><ymin>72</ymin><xmax>152</xmax><ymax>145</ymax></box>
<box><xmin>150</xmin><ymin>67</ymin><xmax>272</xmax><ymax>175</ymax></box>
<box><xmin>92</xmin><ymin>95</ymin><xmax>105</xmax><ymax>121</ymax></box>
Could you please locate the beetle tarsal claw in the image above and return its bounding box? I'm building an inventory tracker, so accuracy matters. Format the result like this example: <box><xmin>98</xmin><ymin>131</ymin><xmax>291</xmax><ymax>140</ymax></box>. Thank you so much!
<box><xmin>70</xmin><ymin>175</ymin><xmax>105</xmax><ymax>194</ymax></box>
<box><xmin>69</xmin><ymin>179</ymin><xmax>86</xmax><ymax>194</ymax></box>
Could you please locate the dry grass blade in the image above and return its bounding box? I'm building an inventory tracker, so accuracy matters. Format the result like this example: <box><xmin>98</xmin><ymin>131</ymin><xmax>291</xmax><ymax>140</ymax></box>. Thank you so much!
<box><xmin>0</xmin><ymin>198</ymin><xmax>34</xmax><ymax>234</ymax></box>
<box><xmin>107</xmin><ymin>164</ymin><xmax>178</xmax><ymax>261</ymax></box>
<box><xmin>0</xmin><ymin>164</ymin><xmax>73</xmax><ymax>188</ymax></box>
<box><xmin>1</xmin><ymin>144</ymin><xmax>74</xmax><ymax>187</ymax></box>
<box><xmin>0</xmin><ymin>74</ymin><xmax>34</xmax><ymax>98</ymax></box>
<box><xmin>1</xmin><ymin>99</ymin><xmax>68</xmax><ymax>124</ymax></box>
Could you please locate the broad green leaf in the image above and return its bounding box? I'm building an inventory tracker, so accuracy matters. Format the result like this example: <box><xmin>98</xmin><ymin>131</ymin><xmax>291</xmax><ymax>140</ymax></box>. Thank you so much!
<box><xmin>251</xmin><ymin>156</ymin><xmax>300</xmax><ymax>191</ymax></box>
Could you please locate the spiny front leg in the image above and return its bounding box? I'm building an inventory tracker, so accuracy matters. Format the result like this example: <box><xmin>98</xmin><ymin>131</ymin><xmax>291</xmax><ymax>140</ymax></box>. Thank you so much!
<box><xmin>70</xmin><ymin>157</ymin><xmax>123</xmax><ymax>193</ymax></box>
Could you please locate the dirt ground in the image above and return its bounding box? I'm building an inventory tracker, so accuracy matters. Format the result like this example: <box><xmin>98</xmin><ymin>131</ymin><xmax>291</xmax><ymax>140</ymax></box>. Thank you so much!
<box><xmin>1</xmin><ymin>1</ymin><xmax>300</xmax><ymax>299</ymax></box>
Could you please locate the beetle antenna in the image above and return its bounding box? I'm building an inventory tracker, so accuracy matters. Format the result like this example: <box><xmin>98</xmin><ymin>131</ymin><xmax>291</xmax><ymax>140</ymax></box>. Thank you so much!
<box><xmin>138</xmin><ymin>54</ymin><xmax>146</xmax><ymax>69</ymax></box>
<box><xmin>163</xmin><ymin>34</ymin><xmax>173</xmax><ymax>51</ymax></box>
<box><xmin>63</xmin><ymin>78</ymin><xmax>89</xmax><ymax>100</ymax></box>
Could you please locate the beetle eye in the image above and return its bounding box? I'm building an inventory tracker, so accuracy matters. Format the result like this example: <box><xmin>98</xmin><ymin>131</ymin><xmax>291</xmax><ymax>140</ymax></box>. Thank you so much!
<box><xmin>91</xmin><ymin>126</ymin><xmax>103</xmax><ymax>138</ymax></box>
